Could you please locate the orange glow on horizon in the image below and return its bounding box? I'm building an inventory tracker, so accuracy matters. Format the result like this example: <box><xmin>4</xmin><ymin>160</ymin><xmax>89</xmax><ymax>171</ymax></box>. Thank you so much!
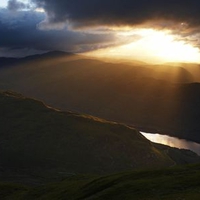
<box><xmin>85</xmin><ymin>28</ymin><xmax>200</xmax><ymax>64</ymax></box>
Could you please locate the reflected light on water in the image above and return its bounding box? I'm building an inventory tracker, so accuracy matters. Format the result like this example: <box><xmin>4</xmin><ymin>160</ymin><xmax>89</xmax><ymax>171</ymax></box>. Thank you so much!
<box><xmin>141</xmin><ymin>132</ymin><xmax>200</xmax><ymax>156</ymax></box>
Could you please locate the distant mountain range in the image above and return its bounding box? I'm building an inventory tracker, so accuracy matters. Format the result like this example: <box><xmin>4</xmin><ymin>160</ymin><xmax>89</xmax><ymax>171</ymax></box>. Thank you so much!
<box><xmin>0</xmin><ymin>51</ymin><xmax>200</xmax><ymax>143</ymax></box>
<box><xmin>0</xmin><ymin>51</ymin><xmax>74</xmax><ymax>68</ymax></box>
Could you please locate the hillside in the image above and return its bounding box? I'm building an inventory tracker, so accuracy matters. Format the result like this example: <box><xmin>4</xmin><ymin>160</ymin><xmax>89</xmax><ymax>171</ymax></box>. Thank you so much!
<box><xmin>1</xmin><ymin>164</ymin><xmax>200</xmax><ymax>199</ymax></box>
<box><xmin>0</xmin><ymin>90</ymin><xmax>199</xmax><ymax>185</ymax></box>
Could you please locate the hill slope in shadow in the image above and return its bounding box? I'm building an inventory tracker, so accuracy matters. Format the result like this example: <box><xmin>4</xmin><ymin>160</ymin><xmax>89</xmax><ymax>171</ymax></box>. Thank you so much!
<box><xmin>0</xmin><ymin>90</ymin><xmax>200</xmax><ymax>185</ymax></box>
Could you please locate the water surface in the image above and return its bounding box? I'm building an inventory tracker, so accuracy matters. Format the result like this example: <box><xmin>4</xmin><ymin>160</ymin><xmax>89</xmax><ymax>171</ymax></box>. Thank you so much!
<box><xmin>141</xmin><ymin>132</ymin><xmax>200</xmax><ymax>156</ymax></box>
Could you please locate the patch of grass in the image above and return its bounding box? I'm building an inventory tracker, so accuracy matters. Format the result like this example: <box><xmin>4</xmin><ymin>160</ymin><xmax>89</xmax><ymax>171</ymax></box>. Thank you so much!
<box><xmin>0</xmin><ymin>183</ymin><xmax>28</xmax><ymax>200</ymax></box>
<box><xmin>1</xmin><ymin>164</ymin><xmax>200</xmax><ymax>199</ymax></box>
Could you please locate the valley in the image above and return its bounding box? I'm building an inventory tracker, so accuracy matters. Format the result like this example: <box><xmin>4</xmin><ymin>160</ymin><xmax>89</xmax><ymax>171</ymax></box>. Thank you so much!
<box><xmin>0</xmin><ymin>52</ymin><xmax>200</xmax><ymax>199</ymax></box>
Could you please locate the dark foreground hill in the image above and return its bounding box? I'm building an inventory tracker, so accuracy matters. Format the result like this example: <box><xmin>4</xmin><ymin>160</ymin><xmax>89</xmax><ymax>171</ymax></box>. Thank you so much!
<box><xmin>0</xmin><ymin>52</ymin><xmax>200</xmax><ymax>142</ymax></box>
<box><xmin>1</xmin><ymin>164</ymin><xmax>200</xmax><ymax>199</ymax></box>
<box><xmin>0</xmin><ymin>90</ymin><xmax>199</xmax><ymax>185</ymax></box>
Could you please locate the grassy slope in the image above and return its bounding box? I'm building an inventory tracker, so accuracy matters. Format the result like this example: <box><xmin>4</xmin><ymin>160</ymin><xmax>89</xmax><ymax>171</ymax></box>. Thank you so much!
<box><xmin>1</xmin><ymin>164</ymin><xmax>200</xmax><ymax>200</ymax></box>
<box><xmin>0</xmin><ymin>90</ymin><xmax>175</xmax><ymax>177</ymax></box>
<box><xmin>0</xmin><ymin>90</ymin><xmax>199</xmax><ymax>178</ymax></box>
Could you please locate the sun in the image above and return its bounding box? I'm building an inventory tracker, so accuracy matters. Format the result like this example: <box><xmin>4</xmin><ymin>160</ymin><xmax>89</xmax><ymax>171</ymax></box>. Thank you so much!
<box><xmin>86</xmin><ymin>28</ymin><xmax>200</xmax><ymax>64</ymax></box>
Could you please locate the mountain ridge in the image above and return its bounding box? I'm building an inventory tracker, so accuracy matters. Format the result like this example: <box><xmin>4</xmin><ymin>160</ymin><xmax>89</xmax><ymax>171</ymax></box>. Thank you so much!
<box><xmin>0</xmin><ymin>51</ymin><xmax>75</xmax><ymax>68</ymax></box>
<box><xmin>0</xmin><ymin>55</ymin><xmax>200</xmax><ymax>143</ymax></box>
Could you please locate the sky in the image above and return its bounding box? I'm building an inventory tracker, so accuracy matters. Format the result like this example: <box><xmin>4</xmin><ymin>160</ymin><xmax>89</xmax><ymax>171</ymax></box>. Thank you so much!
<box><xmin>0</xmin><ymin>0</ymin><xmax>200</xmax><ymax>63</ymax></box>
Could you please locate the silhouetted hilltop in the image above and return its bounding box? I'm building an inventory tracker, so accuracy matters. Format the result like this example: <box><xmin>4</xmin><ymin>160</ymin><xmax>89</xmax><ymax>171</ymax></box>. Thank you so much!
<box><xmin>0</xmin><ymin>51</ymin><xmax>74</xmax><ymax>68</ymax></box>
<box><xmin>24</xmin><ymin>51</ymin><xmax>74</xmax><ymax>60</ymax></box>
<box><xmin>0</xmin><ymin>57</ymin><xmax>19</xmax><ymax>67</ymax></box>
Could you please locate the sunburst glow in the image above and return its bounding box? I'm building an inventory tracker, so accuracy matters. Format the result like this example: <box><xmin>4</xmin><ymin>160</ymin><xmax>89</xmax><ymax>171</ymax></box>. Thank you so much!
<box><xmin>86</xmin><ymin>28</ymin><xmax>200</xmax><ymax>63</ymax></box>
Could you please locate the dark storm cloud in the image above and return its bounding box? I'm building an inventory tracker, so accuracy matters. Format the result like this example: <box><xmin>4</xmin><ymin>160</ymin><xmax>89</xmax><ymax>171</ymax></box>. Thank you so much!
<box><xmin>1</xmin><ymin>0</ymin><xmax>200</xmax><ymax>57</ymax></box>
<box><xmin>30</xmin><ymin>0</ymin><xmax>200</xmax><ymax>49</ymax></box>
<box><xmin>0</xmin><ymin>9</ymin><xmax>117</xmax><ymax>57</ymax></box>
<box><xmin>31</xmin><ymin>0</ymin><xmax>200</xmax><ymax>29</ymax></box>
<box><xmin>7</xmin><ymin>0</ymin><xmax>30</xmax><ymax>11</ymax></box>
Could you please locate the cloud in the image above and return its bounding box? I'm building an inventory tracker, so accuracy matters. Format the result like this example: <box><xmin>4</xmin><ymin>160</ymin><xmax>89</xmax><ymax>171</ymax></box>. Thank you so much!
<box><xmin>0</xmin><ymin>9</ymin><xmax>119</xmax><ymax>57</ymax></box>
<box><xmin>30</xmin><ymin>0</ymin><xmax>200</xmax><ymax>49</ymax></box>
<box><xmin>7</xmin><ymin>0</ymin><xmax>30</xmax><ymax>11</ymax></box>
<box><xmin>1</xmin><ymin>1</ymin><xmax>200</xmax><ymax>57</ymax></box>
<box><xmin>31</xmin><ymin>0</ymin><xmax>200</xmax><ymax>30</ymax></box>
